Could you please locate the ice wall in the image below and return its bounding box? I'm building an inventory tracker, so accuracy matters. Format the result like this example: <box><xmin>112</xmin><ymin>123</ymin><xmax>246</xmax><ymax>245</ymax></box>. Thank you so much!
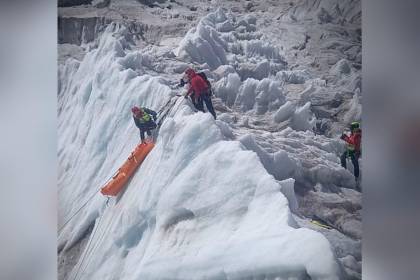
<box><xmin>58</xmin><ymin>23</ymin><xmax>172</xmax><ymax>248</ymax></box>
<box><xmin>176</xmin><ymin>7</ymin><xmax>286</xmax><ymax>76</ymax></box>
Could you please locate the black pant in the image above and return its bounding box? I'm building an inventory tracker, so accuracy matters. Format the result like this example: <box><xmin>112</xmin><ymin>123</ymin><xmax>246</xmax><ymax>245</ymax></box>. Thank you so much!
<box><xmin>189</xmin><ymin>93</ymin><xmax>196</xmax><ymax>108</ymax></box>
<box><xmin>341</xmin><ymin>151</ymin><xmax>359</xmax><ymax>178</ymax></box>
<box><xmin>140</xmin><ymin>129</ymin><xmax>152</xmax><ymax>141</ymax></box>
<box><xmin>196</xmin><ymin>94</ymin><xmax>216</xmax><ymax>119</ymax></box>
<box><xmin>139</xmin><ymin>121</ymin><xmax>156</xmax><ymax>141</ymax></box>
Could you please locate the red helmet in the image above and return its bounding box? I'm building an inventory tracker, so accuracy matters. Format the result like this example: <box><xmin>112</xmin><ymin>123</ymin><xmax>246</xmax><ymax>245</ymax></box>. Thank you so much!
<box><xmin>131</xmin><ymin>106</ymin><xmax>141</xmax><ymax>114</ymax></box>
<box><xmin>185</xmin><ymin>68</ymin><xmax>195</xmax><ymax>78</ymax></box>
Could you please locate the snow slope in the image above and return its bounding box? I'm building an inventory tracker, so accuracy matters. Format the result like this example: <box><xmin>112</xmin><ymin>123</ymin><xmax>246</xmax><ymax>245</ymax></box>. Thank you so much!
<box><xmin>58</xmin><ymin>15</ymin><xmax>343</xmax><ymax>280</ymax></box>
<box><xmin>66</xmin><ymin>111</ymin><xmax>341</xmax><ymax>280</ymax></box>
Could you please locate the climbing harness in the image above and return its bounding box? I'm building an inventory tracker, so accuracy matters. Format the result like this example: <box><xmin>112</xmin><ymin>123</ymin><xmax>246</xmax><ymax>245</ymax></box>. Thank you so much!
<box><xmin>138</xmin><ymin>111</ymin><xmax>151</xmax><ymax>122</ymax></box>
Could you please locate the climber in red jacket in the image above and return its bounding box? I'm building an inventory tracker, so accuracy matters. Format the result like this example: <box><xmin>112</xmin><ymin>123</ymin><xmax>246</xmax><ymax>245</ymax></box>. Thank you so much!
<box><xmin>184</xmin><ymin>68</ymin><xmax>217</xmax><ymax>119</ymax></box>
<box><xmin>340</xmin><ymin>121</ymin><xmax>362</xmax><ymax>183</ymax></box>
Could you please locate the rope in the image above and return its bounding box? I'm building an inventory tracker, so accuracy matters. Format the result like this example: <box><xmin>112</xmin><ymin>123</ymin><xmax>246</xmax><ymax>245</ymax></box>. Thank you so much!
<box><xmin>71</xmin><ymin>198</ymin><xmax>112</xmax><ymax>280</ymax></box>
<box><xmin>77</xmin><ymin>214</ymin><xmax>112</xmax><ymax>279</ymax></box>
<box><xmin>156</xmin><ymin>96</ymin><xmax>181</xmax><ymax>128</ymax></box>
<box><xmin>71</xmin><ymin>212</ymin><xmax>104</xmax><ymax>280</ymax></box>
<box><xmin>172</xmin><ymin>95</ymin><xmax>188</xmax><ymax>115</ymax></box>
<box><xmin>73</xmin><ymin>199</ymin><xmax>122</xmax><ymax>280</ymax></box>
<box><xmin>58</xmin><ymin>170</ymin><xmax>118</xmax><ymax>234</ymax></box>
<box><xmin>58</xmin><ymin>191</ymin><xmax>98</xmax><ymax>234</ymax></box>
<box><xmin>157</xmin><ymin>96</ymin><xmax>175</xmax><ymax>115</ymax></box>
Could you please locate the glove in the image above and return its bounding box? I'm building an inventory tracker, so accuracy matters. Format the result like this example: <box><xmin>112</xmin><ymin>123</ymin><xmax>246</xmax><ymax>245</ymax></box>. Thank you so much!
<box><xmin>178</xmin><ymin>79</ymin><xmax>186</xmax><ymax>87</ymax></box>
<box><xmin>340</xmin><ymin>134</ymin><xmax>346</xmax><ymax>140</ymax></box>
<box><xmin>184</xmin><ymin>94</ymin><xmax>188</xmax><ymax>99</ymax></box>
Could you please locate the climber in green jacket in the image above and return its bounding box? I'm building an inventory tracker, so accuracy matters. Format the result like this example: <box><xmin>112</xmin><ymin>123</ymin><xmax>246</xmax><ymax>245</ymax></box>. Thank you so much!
<box><xmin>132</xmin><ymin>106</ymin><xmax>157</xmax><ymax>143</ymax></box>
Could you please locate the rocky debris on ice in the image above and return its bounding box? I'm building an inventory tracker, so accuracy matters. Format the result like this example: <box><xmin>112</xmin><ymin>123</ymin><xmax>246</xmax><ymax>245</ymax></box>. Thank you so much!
<box><xmin>283</xmin><ymin>0</ymin><xmax>361</xmax><ymax>25</ymax></box>
<box><xmin>273</xmin><ymin>101</ymin><xmax>317</xmax><ymax>132</ymax></box>
<box><xmin>277</xmin><ymin>69</ymin><xmax>312</xmax><ymax>84</ymax></box>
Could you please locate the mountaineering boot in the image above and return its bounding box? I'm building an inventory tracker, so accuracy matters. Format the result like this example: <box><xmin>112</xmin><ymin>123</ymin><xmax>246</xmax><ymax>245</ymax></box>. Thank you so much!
<box><xmin>355</xmin><ymin>177</ymin><xmax>361</xmax><ymax>192</ymax></box>
<box><xmin>145</xmin><ymin>136</ymin><xmax>153</xmax><ymax>144</ymax></box>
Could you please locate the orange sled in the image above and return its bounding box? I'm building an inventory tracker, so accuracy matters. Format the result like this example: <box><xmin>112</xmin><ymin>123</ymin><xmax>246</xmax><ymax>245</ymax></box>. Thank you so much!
<box><xmin>100</xmin><ymin>142</ymin><xmax>155</xmax><ymax>196</ymax></box>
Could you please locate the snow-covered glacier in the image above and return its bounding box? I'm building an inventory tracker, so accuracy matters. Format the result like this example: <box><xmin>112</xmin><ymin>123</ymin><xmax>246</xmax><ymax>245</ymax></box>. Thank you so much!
<box><xmin>58</xmin><ymin>2</ymin><xmax>361</xmax><ymax>279</ymax></box>
<box><xmin>59</xmin><ymin>21</ymin><xmax>342</xmax><ymax>280</ymax></box>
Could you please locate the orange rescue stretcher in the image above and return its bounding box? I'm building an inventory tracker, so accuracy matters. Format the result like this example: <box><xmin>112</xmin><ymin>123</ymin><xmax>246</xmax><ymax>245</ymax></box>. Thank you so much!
<box><xmin>100</xmin><ymin>142</ymin><xmax>155</xmax><ymax>196</ymax></box>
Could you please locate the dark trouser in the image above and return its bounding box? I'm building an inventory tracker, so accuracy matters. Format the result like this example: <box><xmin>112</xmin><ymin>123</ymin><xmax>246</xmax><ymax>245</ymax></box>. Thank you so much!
<box><xmin>341</xmin><ymin>151</ymin><xmax>360</xmax><ymax>178</ymax></box>
<box><xmin>139</xmin><ymin>121</ymin><xmax>157</xmax><ymax>142</ymax></box>
<box><xmin>196</xmin><ymin>93</ymin><xmax>216</xmax><ymax>119</ymax></box>
<box><xmin>140</xmin><ymin>129</ymin><xmax>152</xmax><ymax>141</ymax></box>
<box><xmin>189</xmin><ymin>93</ymin><xmax>196</xmax><ymax>108</ymax></box>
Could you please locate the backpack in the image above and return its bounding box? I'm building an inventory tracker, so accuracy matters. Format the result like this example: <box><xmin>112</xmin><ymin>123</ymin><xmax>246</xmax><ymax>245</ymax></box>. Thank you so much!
<box><xmin>197</xmin><ymin>72</ymin><xmax>213</xmax><ymax>95</ymax></box>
